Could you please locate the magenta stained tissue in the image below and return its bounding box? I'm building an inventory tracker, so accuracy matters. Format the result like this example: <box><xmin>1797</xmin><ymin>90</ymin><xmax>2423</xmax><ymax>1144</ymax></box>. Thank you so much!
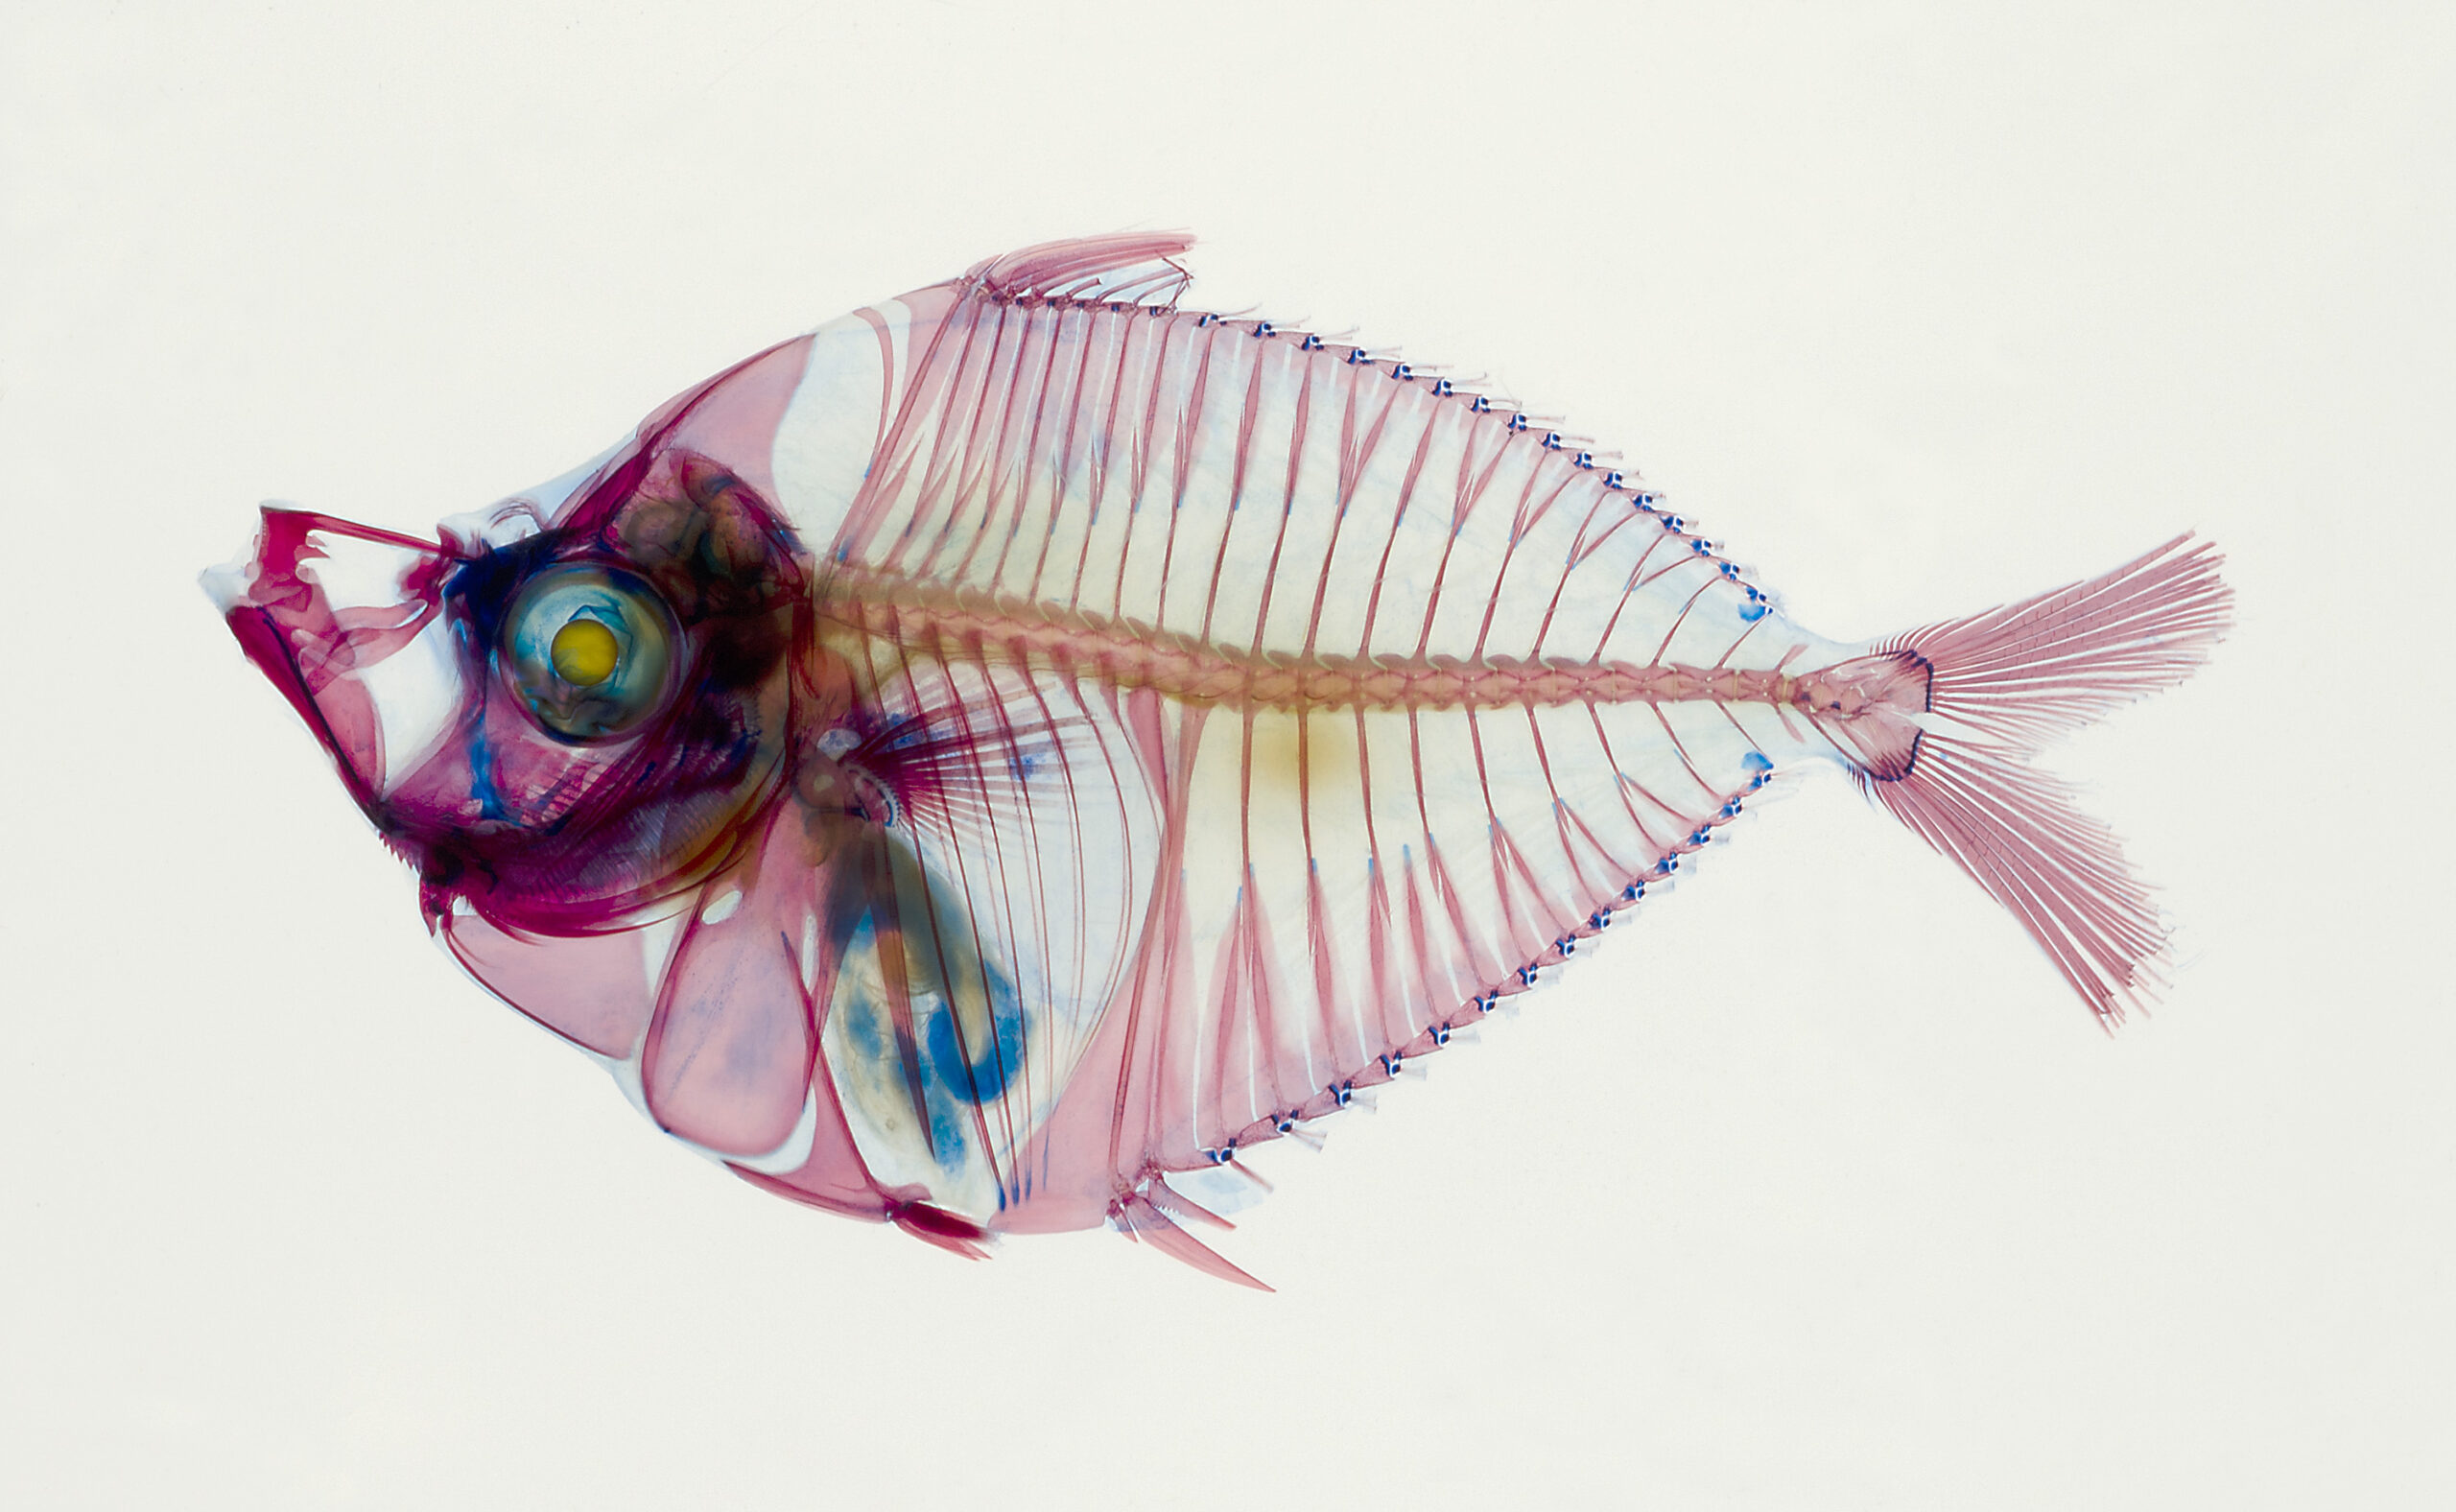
<box><xmin>205</xmin><ymin>234</ymin><xmax>2232</xmax><ymax>1286</ymax></box>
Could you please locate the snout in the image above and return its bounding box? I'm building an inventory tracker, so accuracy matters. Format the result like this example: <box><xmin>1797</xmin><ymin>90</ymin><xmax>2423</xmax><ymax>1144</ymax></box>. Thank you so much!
<box><xmin>204</xmin><ymin>508</ymin><xmax>465</xmax><ymax>810</ymax></box>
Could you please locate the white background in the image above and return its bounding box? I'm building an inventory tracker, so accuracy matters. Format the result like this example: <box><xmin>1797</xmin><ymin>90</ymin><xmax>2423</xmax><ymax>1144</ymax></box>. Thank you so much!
<box><xmin>4</xmin><ymin>4</ymin><xmax>2447</xmax><ymax>1507</ymax></box>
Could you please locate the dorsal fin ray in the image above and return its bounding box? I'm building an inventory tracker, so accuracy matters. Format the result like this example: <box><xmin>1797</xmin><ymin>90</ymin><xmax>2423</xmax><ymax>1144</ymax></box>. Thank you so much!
<box><xmin>962</xmin><ymin>231</ymin><xmax>1195</xmax><ymax>306</ymax></box>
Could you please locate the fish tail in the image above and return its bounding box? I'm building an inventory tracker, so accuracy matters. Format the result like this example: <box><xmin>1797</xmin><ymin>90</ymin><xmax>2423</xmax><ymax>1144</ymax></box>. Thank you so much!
<box><xmin>1852</xmin><ymin>534</ymin><xmax>2232</xmax><ymax>1023</ymax></box>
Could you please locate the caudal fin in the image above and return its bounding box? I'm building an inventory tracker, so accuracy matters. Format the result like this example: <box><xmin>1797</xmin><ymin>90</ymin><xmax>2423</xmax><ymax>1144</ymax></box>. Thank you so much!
<box><xmin>1862</xmin><ymin>535</ymin><xmax>2232</xmax><ymax>1023</ymax></box>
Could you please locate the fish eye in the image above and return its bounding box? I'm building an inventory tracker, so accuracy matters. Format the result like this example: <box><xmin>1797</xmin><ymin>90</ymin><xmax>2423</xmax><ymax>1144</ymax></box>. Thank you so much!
<box><xmin>499</xmin><ymin>564</ymin><xmax>677</xmax><ymax>740</ymax></box>
<box><xmin>550</xmin><ymin>619</ymin><xmax>621</xmax><ymax>686</ymax></box>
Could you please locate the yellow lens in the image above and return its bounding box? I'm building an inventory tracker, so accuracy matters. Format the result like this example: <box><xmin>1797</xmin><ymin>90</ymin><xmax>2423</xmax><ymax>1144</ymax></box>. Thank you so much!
<box><xmin>550</xmin><ymin>618</ymin><xmax>621</xmax><ymax>686</ymax></box>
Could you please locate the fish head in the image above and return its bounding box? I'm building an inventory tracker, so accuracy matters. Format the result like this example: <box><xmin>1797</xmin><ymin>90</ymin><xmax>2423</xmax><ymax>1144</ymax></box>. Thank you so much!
<box><xmin>204</xmin><ymin>437</ymin><xmax>827</xmax><ymax>936</ymax></box>
<box><xmin>201</xmin><ymin>299</ymin><xmax>1151</xmax><ymax>1200</ymax></box>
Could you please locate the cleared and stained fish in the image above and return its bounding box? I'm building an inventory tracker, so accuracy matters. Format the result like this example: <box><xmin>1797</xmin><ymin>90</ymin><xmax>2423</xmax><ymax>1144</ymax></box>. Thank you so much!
<box><xmin>205</xmin><ymin>234</ymin><xmax>2232</xmax><ymax>1285</ymax></box>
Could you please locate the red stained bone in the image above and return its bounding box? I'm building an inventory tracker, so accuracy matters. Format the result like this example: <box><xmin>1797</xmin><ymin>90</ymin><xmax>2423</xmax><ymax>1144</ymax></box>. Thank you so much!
<box><xmin>1111</xmin><ymin>1186</ymin><xmax>1270</xmax><ymax>1292</ymax></box>
<box><xmin>821</xmin><ymin>576</ymin><xmax>1897</xmax><ymax>715</ymax></box>
<box><xmin>440</xmin><ymin>910</ymin><xmax>660</xmax><ymax>1057</ymax></box>
<box><xmin>1862</xmin><ymin>536</ymin><xmax>2232</xmax><ymax>1023</ymax></box>
<box><xmin>214</xmin><ymin>233</ymin><xmax>2233</xmax><ymax>1288</ymax></box>
<box><xmin>641</xmin><ymin>804</ymin><xmax>828</xmax><ymax>1156</ymax></box>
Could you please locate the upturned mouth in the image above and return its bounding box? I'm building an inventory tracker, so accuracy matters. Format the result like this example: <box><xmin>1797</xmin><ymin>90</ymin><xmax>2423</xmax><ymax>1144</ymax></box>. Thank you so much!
<box><xmin>204</xmin><ymin>507</ymin><xmax>461</xmax><ymax>812</ymax></box>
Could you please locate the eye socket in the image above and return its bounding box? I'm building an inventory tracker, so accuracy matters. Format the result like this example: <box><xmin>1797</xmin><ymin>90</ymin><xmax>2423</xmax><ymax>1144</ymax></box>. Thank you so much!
<box><xmin>499</xmin><ymin>564</ymin><xmax>677</xmax><ymax>740</ymax></box>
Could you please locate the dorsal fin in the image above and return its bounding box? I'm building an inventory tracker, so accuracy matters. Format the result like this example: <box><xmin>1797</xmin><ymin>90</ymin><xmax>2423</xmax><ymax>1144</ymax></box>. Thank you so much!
<box><xmin>960</xmin><ymin>231</ymin><xmax>1194</xmax><ymax>305</ymax></box>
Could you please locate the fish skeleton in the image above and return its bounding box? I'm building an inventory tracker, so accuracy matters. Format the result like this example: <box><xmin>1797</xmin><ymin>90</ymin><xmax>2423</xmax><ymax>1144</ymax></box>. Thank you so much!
<box><xmin>205</xmin><ymin>233</ymin><xmax>2232</xmax><ymax>1286</ymax></box>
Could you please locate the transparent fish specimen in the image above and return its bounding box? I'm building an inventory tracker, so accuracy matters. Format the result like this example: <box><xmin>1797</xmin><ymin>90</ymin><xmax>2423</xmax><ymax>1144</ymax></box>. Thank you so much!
<box><xmin>205</xmin><ymin>234</ymin><xmax>2231</xmax><ymax>1286</ymax></box>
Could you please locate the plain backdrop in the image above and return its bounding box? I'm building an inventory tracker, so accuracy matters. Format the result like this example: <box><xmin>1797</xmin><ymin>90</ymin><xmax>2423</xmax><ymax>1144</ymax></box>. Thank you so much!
<box><xmin>4</xmin><ymin>4</ymin><xmax>2448</xmax><ymax>1508</ymax></box>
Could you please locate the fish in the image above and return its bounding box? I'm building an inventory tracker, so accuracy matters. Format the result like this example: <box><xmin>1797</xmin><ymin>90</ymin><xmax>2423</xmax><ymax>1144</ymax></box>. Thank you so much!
<box><xmin>204</xmin><ymin>232</ymin><xmax>2232</xmax><ymax>1287</ymax></box>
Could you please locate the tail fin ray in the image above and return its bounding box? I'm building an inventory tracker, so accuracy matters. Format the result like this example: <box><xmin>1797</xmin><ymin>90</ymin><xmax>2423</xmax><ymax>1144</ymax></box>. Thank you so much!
<box><xmin>1882</xmin><ymin>534</ymin><xmax>2233</xmax><ymax>747</ymax></box>
<box><xmin>1865</xmin><ymin>535</ymin><xmax>2231</xmax><ymax>1022</ymax></box>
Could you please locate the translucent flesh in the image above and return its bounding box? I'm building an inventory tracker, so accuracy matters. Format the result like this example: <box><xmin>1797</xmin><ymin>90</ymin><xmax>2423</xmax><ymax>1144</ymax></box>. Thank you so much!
<box><xmin>214</xmin><ymin>234</ymin><xmax>2231</xmax><ymax>1281</ymax></box>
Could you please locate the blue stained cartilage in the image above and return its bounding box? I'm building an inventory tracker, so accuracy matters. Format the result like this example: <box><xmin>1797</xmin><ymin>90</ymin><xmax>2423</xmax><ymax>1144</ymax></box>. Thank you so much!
<box><xmin>465</xmin><ymin>712</ymin><xmax>511</xmax><ymax>823</ymax></box>
<box><xmin>930</xmin><ymin>1100</ymin><xmax>968</xmax><ymax>1164</ymax></box>
<box><xmin>924</xmin><ymin>983</ymin><xmax>1027</xmax><ymax>1105</ymax></box>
